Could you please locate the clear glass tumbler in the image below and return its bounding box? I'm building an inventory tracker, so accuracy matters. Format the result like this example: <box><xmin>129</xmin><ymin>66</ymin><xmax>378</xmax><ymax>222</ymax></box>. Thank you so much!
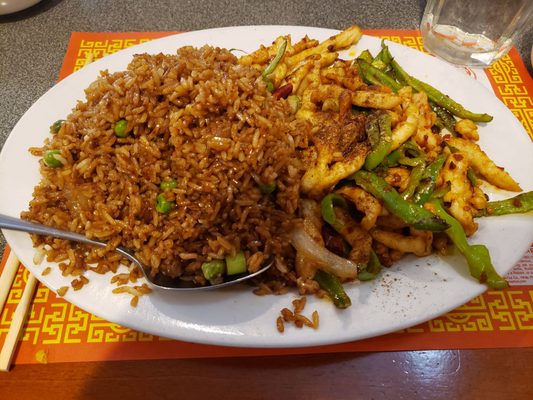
<box><xmin>421</xmin><ymin>0</ymin><xmax>533</xmax><ymax>67</ymax></box>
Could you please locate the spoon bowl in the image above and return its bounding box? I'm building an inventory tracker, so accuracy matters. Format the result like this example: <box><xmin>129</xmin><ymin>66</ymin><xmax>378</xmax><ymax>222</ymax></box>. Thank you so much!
<box><xmin>0</xmin><ymin>214</ymin><xmax>272</xmax><ymax>291</ymax></box>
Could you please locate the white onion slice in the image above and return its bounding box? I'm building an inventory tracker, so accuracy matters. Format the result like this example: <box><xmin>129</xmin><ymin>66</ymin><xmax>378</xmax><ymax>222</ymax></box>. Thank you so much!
<box><xmin>290</xmin><ymin>225</ymin><xmax>359</xmax><ymax>279</ymax></box>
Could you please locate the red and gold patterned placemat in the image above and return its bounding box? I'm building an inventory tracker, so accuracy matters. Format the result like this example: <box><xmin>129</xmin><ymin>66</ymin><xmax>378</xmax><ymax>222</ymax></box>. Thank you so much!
<box><xmin>1</xmin><ymin>30</ymin><xmax>532</xmax><ymax>365</ymax></box>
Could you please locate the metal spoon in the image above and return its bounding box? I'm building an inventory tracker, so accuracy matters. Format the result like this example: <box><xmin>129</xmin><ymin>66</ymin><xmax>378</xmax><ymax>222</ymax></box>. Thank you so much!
<box><xmin>0</xmin><ymin>214</ymin><xmax>272</xmax><ymax>291</ymax></box>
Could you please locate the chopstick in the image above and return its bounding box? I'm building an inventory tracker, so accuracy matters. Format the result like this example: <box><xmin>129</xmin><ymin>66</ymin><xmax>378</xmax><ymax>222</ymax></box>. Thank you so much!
<box><xmin>0</xmin><ymin>251</ymin><xmax>20</xmax><ymax>312</ymax></box>
<box><xmin>0</xmin><ymin>253</ymin><xmax>38</xmax><ymax>372</ymax></box>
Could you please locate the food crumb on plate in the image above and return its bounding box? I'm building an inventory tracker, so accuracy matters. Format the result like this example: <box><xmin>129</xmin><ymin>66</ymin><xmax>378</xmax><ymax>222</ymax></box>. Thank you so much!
<box><xmin>276</xmin><ymin>296</ymin><xmax>319</xmax><ymax>333</ymax></box>
<box><xmin>56</xmin><ymin>286</ymin><xmax>69</xmax><ymax>297</ymax></box>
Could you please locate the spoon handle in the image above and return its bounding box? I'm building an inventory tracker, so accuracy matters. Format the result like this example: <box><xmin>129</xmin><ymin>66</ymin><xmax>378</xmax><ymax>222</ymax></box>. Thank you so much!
<box><xmin>0</xmin><ymin>214</ymin><xmax>105</xmax><ymax>249</ymax></box>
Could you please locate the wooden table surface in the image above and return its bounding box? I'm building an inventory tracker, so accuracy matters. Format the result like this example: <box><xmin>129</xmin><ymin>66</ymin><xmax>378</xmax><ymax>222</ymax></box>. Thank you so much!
<box><xmin>1</xmin><ymin>348</ymin><xmax>532</xmax><ymax>399</ymax></box>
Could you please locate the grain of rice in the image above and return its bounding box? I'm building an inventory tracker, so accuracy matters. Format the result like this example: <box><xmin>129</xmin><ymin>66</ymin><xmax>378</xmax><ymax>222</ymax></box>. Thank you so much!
<box><xmin>246</xmin><ymin>252</ymin><xmax>264</xmax><ymax>273</ymax></box>
<box><xmin>312</xmin><ymin>310</ymin><xmax>319</xmax><ymax>329</ymax></box>
<box><xmin>111</xmin><ymin>273</ymin><xmax>130</xmax><ymax>286</ymax></box>
<box><xmin>57</xmin><ymin>286</ymin><xmax>69</xmax><ymax>297</ymax></box>
<box><xmin>281</xmin><ymin>307</ymin><xmax>295</xmax><ymax>322</ymax></box>
<box><xmin>33</xmin><ymin>245</ymin><xmax>45</xmax><ymax>265</ymax></box>
<box><xmin>253</xmin><ymin>283</ymin><xmax>272</xmax><ymax>296</ymax></box>
<box><xmin>275</xmin><ymin>286</ymin><xmax>290</xmax><ymax>295</ymax></box>
<box><xmin>130</xmin><ymin>296</ymin><xmax>139</xmax><ymax>307</ymax></box>
<box><xmin>112</xmin><ymin>286</ymin><xmax>138</xmax><ymax>295</ymax></box>
<box><xmin>71</xmin><ymin>275</ymin><xmax>89</xmax><ymax>291</ymax></box>
<box><xmin>276</xmin><ymin>316</ymin><xmax>285</xmax><ymax>333</ymax></box>
<box><xmin>136</xmin><ymin>283</ymin><xmax>152</xmax><ymax>294</ymax></box>
<box><xmin>292</xmin><ymin>297</ymin><xmax>307</xmax><ymax>314</ymax></box>
<box><xmin>295</xmin><ymin>314</ymin><xmax>314</xmax><ymax>328</ymax></box>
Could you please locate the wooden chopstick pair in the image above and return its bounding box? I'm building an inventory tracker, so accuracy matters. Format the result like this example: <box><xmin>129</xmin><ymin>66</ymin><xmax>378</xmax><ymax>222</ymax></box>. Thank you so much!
<box><xmin>0</xmin><ymin>250</ymin><xmax>38</xmax><ymax>371</ymax></box>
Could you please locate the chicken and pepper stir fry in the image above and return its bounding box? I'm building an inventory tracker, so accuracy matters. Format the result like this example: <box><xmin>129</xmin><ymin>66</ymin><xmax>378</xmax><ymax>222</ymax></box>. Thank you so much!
<box><xmin>240</xmin><ymin>26</ymin><xmax>533</xmax><ymax>307</ymax></box>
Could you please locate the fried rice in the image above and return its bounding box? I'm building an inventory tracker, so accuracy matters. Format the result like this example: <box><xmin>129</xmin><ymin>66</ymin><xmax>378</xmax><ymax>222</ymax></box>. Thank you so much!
<box><xmin>22</xmin><ymin>45</ymin><xmax>311</xmax><ymax>287</ymax></box>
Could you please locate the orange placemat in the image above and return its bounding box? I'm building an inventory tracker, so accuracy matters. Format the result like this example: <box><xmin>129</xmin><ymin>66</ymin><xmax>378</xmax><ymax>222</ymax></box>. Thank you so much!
<box><xmin>1</xmin><ymin>30</ymin><xmax>532</xmax><ymax>365</ymax></box>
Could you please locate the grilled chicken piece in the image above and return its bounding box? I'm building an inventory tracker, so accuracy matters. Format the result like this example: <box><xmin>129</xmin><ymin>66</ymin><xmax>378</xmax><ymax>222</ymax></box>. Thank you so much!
<box><xmin>301</xmin><ymin>90</ymin><xmax>370</xmax><ymax>197</ymax></box>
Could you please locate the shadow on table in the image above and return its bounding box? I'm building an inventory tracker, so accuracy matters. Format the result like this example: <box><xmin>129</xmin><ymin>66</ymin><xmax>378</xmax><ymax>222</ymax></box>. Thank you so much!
<box><xmin>0</xmin><ymin>0</ymin><xmax>63</xmax><ymax>23</ymax></box>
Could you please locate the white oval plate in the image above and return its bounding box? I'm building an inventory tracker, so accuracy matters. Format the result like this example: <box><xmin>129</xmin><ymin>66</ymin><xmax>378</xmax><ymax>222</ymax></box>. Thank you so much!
<box><xmin>1</xmin><ymin>26</ymin><xmax>532</xmax><ymax>348</ymax></box>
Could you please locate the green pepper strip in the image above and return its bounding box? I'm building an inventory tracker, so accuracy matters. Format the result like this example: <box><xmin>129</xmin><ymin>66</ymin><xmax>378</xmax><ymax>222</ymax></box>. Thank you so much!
<box><xmin>370</xmin><ymin>43</ymin><xmax>392</xmax><ymax>72</ymax></box>
<box><xmin>358</xmin><ymin>250</ymin><xmax>382</xmax><ymax>281</ymax></box>
<box><xmin>371</xmin><ymin>59</ymin><xmax>387</xmax><ymax>72</ymax></box>
<box><xmin>379</xmin><ymin>40</ymin><xmax>394</xmax><ymax>65</ymax></box>
<box><xmin>475</xmin><ymin>191</ymin><xmax>533</xmax><ymax>217</ymax></box>
<box><xmin>429</xmin><ymin>199</ymin><xmax>508</xmax><ymax>289</ymax></box>
<box><xmin>371</xmin><ymin>47</ymin><xmax>388</xmax><ymax>71</ymax></box>
<box><xmin>352</xmin><ymin>170</ymin><xmax>449</xmax><ymax>231</ymax></box>
<box><xmin>357</xmin><ymin>63</ymin><xmax>382</xmax><ymax>87</ymax></box>
<box><xmin>381</xmin><ymin>45</ymin><xmax>408</xmax><ymax>87</ymax></box>
<box><xmin>262</xmin><ymin>39</ymin><xmax>287</xmax><ymax>78</ymax></box>
<box><xmin>357</xmin><ymin>49</ymin><xmax>373</xmax><ymax>64</ymax></box>
<box><xmin>365</xmin><ymin>112</ymin><xmax>393</xmax><ymax>170</ymax></box>
<box><xmin>387</xmin><ymin>54</ymin><xmax>493</xmax><ymax>122</ymax></box>
<box><xmin>412</xmin><ymin>153</ymin><xmax>447</xmax><ymax>205</ymax></box>
<box><xmin>433</xmin><ymin>116</ymin><xmax>445</xmax><ymax>132</ymax></box>
<box><xmin>380</xmin><ymin>140</ymin><xmax>429</xmax><ymax>200</ymax></box>
<box><xmin>321</xmin><ymin>193</ymin><xmax>348</xmax><ymax>232</ymax></box>
<box><xmin>466</xmin><ymin>168</ymin><xmax>478</xmax><ymax>187</ymax></box>
<box><xmin>401</xmin><ymin>163</ymin><xmax>425</xmax><ymax>201</ymax></box>
<box><xmin>383</xmin><ymin>147</ymin><xmax>402</xmax><ymax>167</ymax></box>
<box><xmin>431</xmin><ymin>103</ymin><xmax>457</xmax><ymax>135</ymax></box>
<box><xmin>357</xmin><ymin>59</ymin><xmax>402</xmax><ymax>92</ymax></box>
<box><xmin>384</xmin><ymin>140</ymin><xmax>426</xmax><ymax>167</ymax></box>
<box><xmin>432</xmin><ymin>182</ymin><xmax>451</xmax><ymax>199</ymax></box>
<box><xmin>365</xmin><ymin>112</ymin><xmax>380</xmax><ymax>147</ymax></box>
<box><xmin>313</xmin><ymin>269</ymin><xmax>352</xmax><ymax>309</ymax></box>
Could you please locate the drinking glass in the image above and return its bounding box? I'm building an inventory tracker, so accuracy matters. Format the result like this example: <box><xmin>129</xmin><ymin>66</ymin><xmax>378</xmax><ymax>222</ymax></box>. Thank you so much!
<box><xmin>421</xmin><ymin>0</ymin><xmax>533</xmax><ymax>67</ymax></box>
